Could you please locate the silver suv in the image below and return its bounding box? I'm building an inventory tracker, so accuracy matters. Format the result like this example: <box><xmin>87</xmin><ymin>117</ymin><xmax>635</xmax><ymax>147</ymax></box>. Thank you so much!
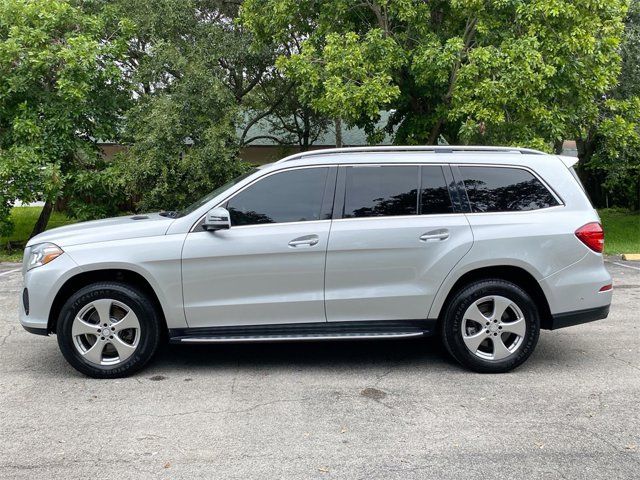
<box><xmin>19</xmin><ymin>146</ymin><xmax>612</xmax><ymax>377</ymax></box>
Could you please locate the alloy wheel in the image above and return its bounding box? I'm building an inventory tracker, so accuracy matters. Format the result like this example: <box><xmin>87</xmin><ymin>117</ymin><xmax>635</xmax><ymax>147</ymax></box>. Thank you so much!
<box><xmin>71</xmin><ymin>298</ymin><xmax>141</xmax><ymax>366</ymax></box>
<box><xmin>461</xmin><ymin>295</ymin><xmax>526</xmax><ymax>361</ymax></box>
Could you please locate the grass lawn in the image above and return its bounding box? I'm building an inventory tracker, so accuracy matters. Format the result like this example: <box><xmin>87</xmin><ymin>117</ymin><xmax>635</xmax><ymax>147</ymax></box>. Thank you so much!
<box><xmin>599</xmin><ymin>208</ymin><xmax>640</xmax><ymax>255</ymax></box>
<box><xmin>0</xmin><ymin>207</ymin><xmax>76</xmax><ymax>262</ymax></box>
<box><xmin>1</xmin><ymin>206</ymin><xmax>638</xmax><ymax>263</ymax></box>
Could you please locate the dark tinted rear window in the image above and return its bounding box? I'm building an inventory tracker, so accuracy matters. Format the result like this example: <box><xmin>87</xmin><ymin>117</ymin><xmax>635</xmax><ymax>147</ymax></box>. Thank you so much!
<box><xmin>227</xmin><ymin>168</ymin><xmax>328</xmax><ymax>225</ymax></box>
<box><xmin>421</xmin><ymin>166</ymin><xmax>453</xmax><ymax>214</ymax></box>
<box><xmin>344</xmin><ymin>166</ymin><xmax>418</xmax><ymax>218</ymax></box>
<box><xmin>460</xmin><ymin>166</ymin><xmax>558</xmax><ymax>212</ymax></box>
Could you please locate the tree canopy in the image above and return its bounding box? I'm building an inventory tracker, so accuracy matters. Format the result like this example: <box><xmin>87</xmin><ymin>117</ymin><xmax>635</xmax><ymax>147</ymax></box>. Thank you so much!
<box><xmin>0</xmin><ymin>0</ymin><xmax>131</xmax><ymax>236</ymax></box>
<box><xmin>0</xmin><ymin>0</ymin><xmax>638</xmax><ymax>239</ymax></box>
<box><xmin>242</xmin><ymin>0</ymin><xmax>629</xmax><ymax>150</ymax></box>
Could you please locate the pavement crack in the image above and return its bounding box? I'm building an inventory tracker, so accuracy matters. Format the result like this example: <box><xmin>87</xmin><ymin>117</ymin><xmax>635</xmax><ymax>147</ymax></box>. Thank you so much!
<box><xmin>0</xmin><ymin>324</ymin><xmax>17</xmax><ymax>347</ymax></box>
<box><xmin>607</xmin><ymin>353</ymin><xmax>640</xmax><ymax>372</ymax></box>
<box><xmin>137</xmin><ymin>397</ymin><xmax>310</xmax><ymax>418</ymax></box>
<box><xmin>374</xmin><ymin>367</ymin><xmax>394</xmax><ymax>386</ymax></box>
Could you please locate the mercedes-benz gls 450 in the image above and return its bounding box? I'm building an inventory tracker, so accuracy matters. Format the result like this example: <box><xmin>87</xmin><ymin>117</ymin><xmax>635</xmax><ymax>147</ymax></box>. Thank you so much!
<box><xmin>19</xmin><ymin>146</ymin><xmax>612</xmax><ymax>378</ymax></box>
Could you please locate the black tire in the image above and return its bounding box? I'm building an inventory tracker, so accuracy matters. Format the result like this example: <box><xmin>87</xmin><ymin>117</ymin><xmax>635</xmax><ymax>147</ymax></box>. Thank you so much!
<box><xmin>57</xmin><ymin>282</ymin><xmax>161</xmax><ymax>378</ymax></box>
<box><xmin>441</xmin><ymin>279</ymin><xmax>540</xmax><ymax>373</ymax></box>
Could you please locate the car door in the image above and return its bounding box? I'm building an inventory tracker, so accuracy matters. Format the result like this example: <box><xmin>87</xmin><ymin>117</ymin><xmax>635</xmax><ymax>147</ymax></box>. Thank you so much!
<box><xmin>325</xmin><ymin>164</ymin><xmax>473</xmax><ymax>322</ymax></box>
<box><xmin>182</xmin><ymin>166</ymin><xmax>336</xmax><ymax>328</ymax></box>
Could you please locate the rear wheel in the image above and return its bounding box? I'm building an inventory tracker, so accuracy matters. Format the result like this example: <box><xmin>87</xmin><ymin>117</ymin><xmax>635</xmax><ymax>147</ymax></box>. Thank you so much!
<box><xmin>441</xmin><ymin>279</ymin><xmax>540</xmax><ymax>373</ymax></box>
<box><xmin>57</xmin><ymin>282</ymin><xmax>161</xmax><ymax>378</ymax></box>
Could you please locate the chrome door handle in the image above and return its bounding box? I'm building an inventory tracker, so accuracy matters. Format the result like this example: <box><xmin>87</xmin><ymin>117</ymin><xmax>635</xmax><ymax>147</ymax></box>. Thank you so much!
<box><xmin>288</xmin><ymin>235</ymin><xmax>319</xmax><ymax>247</ymax></box>
<box><xmin>420</xmin><ymin>229</ymin><xmax>449</xmax><ymax>242</ymax></box>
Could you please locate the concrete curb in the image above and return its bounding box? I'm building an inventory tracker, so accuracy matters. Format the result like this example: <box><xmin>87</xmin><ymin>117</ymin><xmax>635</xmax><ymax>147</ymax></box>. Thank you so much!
<box><xmin>622</xmin><ymin>254</ymin><xmax>640</xmax><ymax>261</ymax></box>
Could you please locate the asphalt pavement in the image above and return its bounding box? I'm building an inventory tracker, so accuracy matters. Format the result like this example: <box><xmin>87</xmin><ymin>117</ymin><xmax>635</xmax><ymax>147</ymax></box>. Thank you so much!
<box><xmin>0</xmin><ymin>259</ymin><xmax>638</xmax><ymax>479</ymax></box>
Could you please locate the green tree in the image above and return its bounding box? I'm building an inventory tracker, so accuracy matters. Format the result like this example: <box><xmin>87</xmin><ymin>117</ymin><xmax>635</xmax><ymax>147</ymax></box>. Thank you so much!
<box><xmin>0</xmin><ymin>0</ymin><xmax>130</xmax><ymax>237</ymax></box>
<box><xmin>242</xmin><ymin>0</ymin><xmax>628</xmax><ymax>151</ymax></box>
<box><xmin>105</xmin><ymin>0</ymin><xmax>275</xmax><ymax>211</ymax></box>
<box><xmin>578</xmin><ymin>1</ymin><xmax>640</xmax><ymax>209</ymax></box>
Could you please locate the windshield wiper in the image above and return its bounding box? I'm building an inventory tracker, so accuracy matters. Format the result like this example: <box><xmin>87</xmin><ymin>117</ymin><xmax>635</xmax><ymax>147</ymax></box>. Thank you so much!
<box><xmin>159</xmin><ymin>210</ymin><xmax>179</xmax><ymax>218</ymax></box>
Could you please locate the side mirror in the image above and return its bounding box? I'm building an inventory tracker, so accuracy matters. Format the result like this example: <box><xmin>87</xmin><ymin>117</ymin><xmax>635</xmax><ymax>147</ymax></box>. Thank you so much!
<box><xmin>203</xmin><ymin>207</ymin><xmax>231</xmax><ymax>231</ymax></box>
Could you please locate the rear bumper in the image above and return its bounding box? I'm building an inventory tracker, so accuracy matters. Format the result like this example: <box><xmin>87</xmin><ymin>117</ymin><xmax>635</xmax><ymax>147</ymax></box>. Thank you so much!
<box><xmin>548</xmin><ymin>304</ymin><xmax>610</xmax><ymax>330</ymax></box>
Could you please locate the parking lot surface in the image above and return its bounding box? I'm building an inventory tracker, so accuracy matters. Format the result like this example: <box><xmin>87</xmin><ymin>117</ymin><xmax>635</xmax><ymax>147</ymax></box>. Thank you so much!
<box><xmin>1</xmin><ymin>260</ymin><xmax>639</xmax><ymax>479</ymax></box>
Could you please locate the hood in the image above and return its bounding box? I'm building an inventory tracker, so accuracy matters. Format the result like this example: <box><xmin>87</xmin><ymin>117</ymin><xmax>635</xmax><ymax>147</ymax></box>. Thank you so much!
<box><xmin>27</xmin><ymin>213</ymin><xmax>175</xmax><ymax>248</ymax></box>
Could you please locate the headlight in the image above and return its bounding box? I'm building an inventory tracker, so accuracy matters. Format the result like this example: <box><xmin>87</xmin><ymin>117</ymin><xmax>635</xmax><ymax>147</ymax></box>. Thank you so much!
<box><xmin>27</xmin><ymin>243</ymin><xmax>64</xmax><ymax>270</ymax></box>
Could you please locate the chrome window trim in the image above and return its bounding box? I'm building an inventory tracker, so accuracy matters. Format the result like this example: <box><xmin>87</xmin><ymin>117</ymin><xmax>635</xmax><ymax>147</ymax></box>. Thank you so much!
<box><xmin>463</xmin><ymin>205</ymin><xmax>566</xmax><ymax>216</ymax></box>
<box><xmin>190</xmin><ymin>219</ymin><xmax>332</xmax><ymax>231</ymax></box>
<box><xmin>332</xmin><ymin>212</ymin><xmax>466</xmax><ymax>223</ymax></box>
<box><xmin>336</xmin><ymin>163</ymin><xmax>455</xmax><ymax>220</ymax></box>
<box><xmin>190</xmin><ymin>161</ymin><xmax>564</xmax><ymax>231</ymax></box>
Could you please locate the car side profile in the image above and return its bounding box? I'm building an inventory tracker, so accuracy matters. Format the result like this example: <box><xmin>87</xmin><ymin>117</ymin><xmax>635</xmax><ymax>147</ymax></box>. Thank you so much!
<box><xmin>19</xmin><ymin>146</ymin><xmax>612</xmax><ymax>378</ymax></box>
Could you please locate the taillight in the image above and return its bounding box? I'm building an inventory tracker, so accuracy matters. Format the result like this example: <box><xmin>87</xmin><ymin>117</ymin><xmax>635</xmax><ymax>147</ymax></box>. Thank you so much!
<box><xmin>575</xmin><ymin>222</ymin><xmax>604</xmax><ymax>253</ymax></box>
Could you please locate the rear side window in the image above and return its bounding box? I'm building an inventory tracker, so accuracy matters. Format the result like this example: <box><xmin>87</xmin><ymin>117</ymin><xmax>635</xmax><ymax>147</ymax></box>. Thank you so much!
<box><xmin>227</xmin><ymin>167</ymin><xmax>328</xmax><ymax>225</ymax></box>
<box><xmin>460</xmin><ymin>166</ymin><xmax>559</xmax><ymax>213</ymax></box>
<box><xmin>343</xmin><ymin>166</ymin><xmax>418</xmax><ymax>218</ymax></box>
<box><xmin>421</xmin><ymin>166</ymin><xmax>454</xmax><ymax>214</ymax></box>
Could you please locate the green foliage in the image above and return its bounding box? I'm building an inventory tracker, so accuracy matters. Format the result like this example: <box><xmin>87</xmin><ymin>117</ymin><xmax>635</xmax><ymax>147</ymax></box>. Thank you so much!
<box><xmin>64</xmin><ymin>156</ymin><xmax>129</xmax><ymax>221</ymax></box>
<box><xmin>103</xmin><ymin>0</ymin><xmax>253</xmax><ymax>211</ymax></box>
<box><xmin>0</xmin><ymin>206</ymin><xmax>75</xmax><ymax>261</ymax></box>
<box><xmin>599</xmin><ymin>208</ymin><xmax>640</xmax><ymax>254</ymax></box>
<box><xmin>277</xmin><ymin>29</ymin><xmax>404</xmax><ymax>121</ymax></box>
<box><xmin>242</xmin><ymin>0</ymin><xmax>628</xmax><ymax>149</ymax></box>
<box><xmin>0</xmin><ymin>0</ymin><xmax>130</xmax><ymax>235</ymax></box>
<box><xmin>584</xmin><ymin>2</ymin><xmax>640</xmax><ymax>209</ymax></box>
<box><xmin>2</xmin><ymin>0</ymin><xmax>637</xmax><ymax>226</ymax></box>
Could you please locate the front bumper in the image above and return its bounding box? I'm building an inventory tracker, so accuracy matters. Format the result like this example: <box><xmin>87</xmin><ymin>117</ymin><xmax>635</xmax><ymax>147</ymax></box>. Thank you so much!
<box><xmin>22</xmin><ymin>325</ymin><xmax>49</xmax><ymax>335</ymax></box>
<box><xmin>549</xmin><ymin>304</ymin><xmax>610</xmax><ymax>330</ymax></box>
<box><xmin>19</xmin><ymin>252</ymin><xmax>82</xmax><ymax>334</ymax></box>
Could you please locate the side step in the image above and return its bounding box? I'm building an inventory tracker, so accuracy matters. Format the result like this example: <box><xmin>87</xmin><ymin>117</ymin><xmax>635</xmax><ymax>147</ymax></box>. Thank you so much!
<box><xmin>177</xmin><ymin>331</ymin><xmax>424</xmax><ymax>344</ymax></box>
<box><xmin>169</xmin><ymin>320</ymin><xmax>435</xmax><ymax>344</ymax></box>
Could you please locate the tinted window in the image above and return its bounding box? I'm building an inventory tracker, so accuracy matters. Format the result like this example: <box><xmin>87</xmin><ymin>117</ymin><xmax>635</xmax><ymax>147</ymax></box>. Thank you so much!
<box><xmin>227</xmin><ymin>168</ymin><xmax>328</xmax><ymax>226</ymax></box>
<box><xmin>344</xmin><ymin>166</ymin><xmax>418</xmax><ymax>218</ymax></box>
<box><xmin>460</xmin><ymin>166</ymin><xmax>559</xmax><ymax>212</ymax></box>
<box><xmin>421</xmin><ymin>166</ymin><xmax>453</xmax><ymax>214</ymax></box>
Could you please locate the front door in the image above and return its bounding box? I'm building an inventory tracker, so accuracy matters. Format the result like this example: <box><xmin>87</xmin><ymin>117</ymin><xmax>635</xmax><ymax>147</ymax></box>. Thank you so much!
<box><xmin>325</xmin><ymin>164</ymin><xmax>473</xmax><ymax>322</ymax></box>
<box><xmin>182</xmin><ymin>166</ymin><xmax>336</xmax><ymax>328</ymax></box>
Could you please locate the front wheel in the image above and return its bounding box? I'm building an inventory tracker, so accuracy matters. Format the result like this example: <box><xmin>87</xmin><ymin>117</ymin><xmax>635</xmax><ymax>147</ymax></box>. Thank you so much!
<box><xmin>441</xmin><ymin>279</ymin><xmax>540</xmax><ymax>373</ymax></box>
<box><xmin>57</xmin><ymin>282</ymin><xmax>161</xmax><ymax>378</ymax></box>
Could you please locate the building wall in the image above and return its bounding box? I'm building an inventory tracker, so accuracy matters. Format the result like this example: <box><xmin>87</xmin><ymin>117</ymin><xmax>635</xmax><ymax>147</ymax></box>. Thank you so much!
<box><xmin>98</xmin><ymin>143</ymin><xmax>339</xmax><ymax>165</ymax></box>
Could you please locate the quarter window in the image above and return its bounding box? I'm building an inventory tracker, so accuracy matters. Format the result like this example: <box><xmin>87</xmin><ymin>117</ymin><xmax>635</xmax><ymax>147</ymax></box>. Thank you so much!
<box><xmin>343</xmin><ymin>166</ymin><xmax>418</xmax><ymax>218</ymax></box>
<box><xmin>460</xmin><ymin>166</ymin><xmax>559</xmax><ymax>212</ymax></box>
<box><xmin>227</xmin><ymin>168</ymin><xmax>329</xmax><ymax>226</ymax></box>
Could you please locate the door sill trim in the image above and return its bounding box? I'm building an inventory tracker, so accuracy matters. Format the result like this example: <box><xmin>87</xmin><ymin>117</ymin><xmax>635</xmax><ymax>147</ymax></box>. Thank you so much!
<box><xmin>169</xmin><ymin>319</ymin><xmax>436</xmax><ymax>344</ymax></box>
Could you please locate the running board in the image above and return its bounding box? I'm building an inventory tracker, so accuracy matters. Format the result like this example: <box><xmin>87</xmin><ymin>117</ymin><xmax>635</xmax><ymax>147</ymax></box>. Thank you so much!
<box><xmin>169</xmin><ymin>320</ymin><xmax>435</xmax><ymax>344</ymax></box>
<box><xmin>177</xmin><ymin>331</ymin><xmax>424</xmax><ymax>344</ymax></box>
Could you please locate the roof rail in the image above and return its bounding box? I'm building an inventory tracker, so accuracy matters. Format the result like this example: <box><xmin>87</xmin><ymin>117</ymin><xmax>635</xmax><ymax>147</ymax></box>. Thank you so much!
<box><xmin>275</xmin><ymin>145</ymin><xmax>546</xmax><ymax>164</ymax></box>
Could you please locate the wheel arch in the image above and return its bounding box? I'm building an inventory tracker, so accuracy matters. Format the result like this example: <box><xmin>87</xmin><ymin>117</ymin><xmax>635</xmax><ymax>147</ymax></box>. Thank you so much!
<box><xmin>431</xmin><ymin>265</ymin><xmax>553</xmax><ymax>329</ymax></box>
<box><xmin>47</xmin><ymin>268</ymin><xmax>169</xmax><ymax>334</ymax></box>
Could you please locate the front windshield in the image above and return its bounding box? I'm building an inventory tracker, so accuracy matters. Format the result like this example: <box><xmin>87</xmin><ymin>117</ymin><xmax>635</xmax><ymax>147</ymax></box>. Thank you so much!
<box><xmin>177</xmin><ymin>168</ymin><xmax>258</xmax><ymax>217</ymax></box>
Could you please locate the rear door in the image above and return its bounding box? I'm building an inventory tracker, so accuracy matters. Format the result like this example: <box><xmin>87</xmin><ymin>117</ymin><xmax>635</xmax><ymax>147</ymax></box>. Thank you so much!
<box><xmin>324</xmin><ymin>164</ymin><xmax>473</xmax><ymax>322</ymax></box>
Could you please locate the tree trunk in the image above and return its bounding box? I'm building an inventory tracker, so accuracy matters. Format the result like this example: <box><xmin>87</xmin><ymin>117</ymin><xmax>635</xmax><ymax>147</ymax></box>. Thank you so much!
<box><xmin>553</xmin><ymin>139</ymin><xmax>564</xmax><ymax>155</ymax></box>
<box><xmin>29</xmin><ymin>200</ymin><xmax>53</xmax><ymax>239</ymax></box>
<box><xmin>301</xmin><ymin>115</ymin><xmax>310</xmax><ymax>151</ymax></box>
<box><xmin>335</xmin><ymin>118</ymin><xmax>343</xmax><ymax>147</ymax></box>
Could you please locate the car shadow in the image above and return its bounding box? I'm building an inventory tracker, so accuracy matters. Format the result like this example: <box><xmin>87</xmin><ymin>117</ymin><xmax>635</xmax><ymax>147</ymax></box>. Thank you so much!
<box><xmin>150</xmin><ymin>336</ymin><xmax>458</xmax><ymax>374</ymax></box>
